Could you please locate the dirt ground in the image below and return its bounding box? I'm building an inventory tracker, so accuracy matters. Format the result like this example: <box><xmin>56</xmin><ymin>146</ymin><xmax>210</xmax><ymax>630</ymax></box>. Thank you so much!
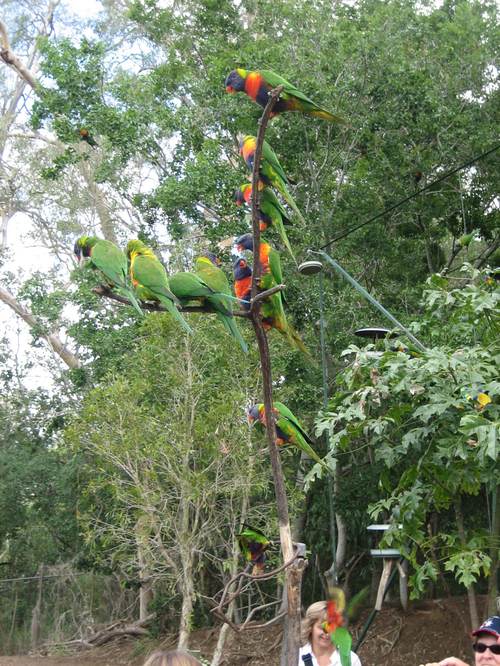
<box><xmin>0</xmin><ymin>596</ymin><xmax>485</xmax><ymax>666</ymax></box>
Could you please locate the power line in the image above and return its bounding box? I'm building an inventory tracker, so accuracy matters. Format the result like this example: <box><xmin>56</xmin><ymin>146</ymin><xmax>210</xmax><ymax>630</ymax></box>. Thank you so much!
<box><xmin>0</xmin><ymin>571</ymin><xmax>90</xmax><ymax>585</ymax></box>
<box><xmin>319</xmin><ymin>142</ymin><xmax>500</xmax><ymax>250</ymax></box>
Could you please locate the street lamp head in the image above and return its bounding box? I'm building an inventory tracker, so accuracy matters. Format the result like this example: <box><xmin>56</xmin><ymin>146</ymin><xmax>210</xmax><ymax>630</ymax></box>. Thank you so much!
<box><xmin>354</xmin><ymin>327</ymin><xmax>398</xmax><ymax>341</ymax></box>
<box><xmin>298</xmin><ymin>260</ymin><xmax>323</xmax><ymax>276</ymax></box>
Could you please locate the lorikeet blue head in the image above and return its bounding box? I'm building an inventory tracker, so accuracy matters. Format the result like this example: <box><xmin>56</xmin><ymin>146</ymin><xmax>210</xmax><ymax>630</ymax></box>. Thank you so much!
<box><xmin>234</xmin><ymin>184</ymin><xmax>252</xmax><ymax>207</ymax></box>
<box><xmin>225</xmin><ymin>68</ymin><xmax>247</xmax><ymax>93</ymax></box>
<box><xmin>233</xmin><ymin>257</ymin><xmax>252</xmax><ymax>310</ymax></box>
<box><xmin>202</xmin><ymin>251</ymin><xmax>222</xmax><ymax>267</ymax></box>
<box><xmin>74</xmin><ymin>235</ymin><xmax>96</xmax><ymax>262</ymax></box>
<box><xmin>234</xmin><ymin>188</ymin><xmax>245</xmax><ymax>206</ymax></box>
<box><xmin>247</xmin><ymin>403</ymin><xmax>263</xmax><ymax>425</ymax></box>
<box><xmin>233</xmin><ymin>256</ymin><xmax>252</xmax><ymax>282</ymax></box>
<box><xmin>235</xmin><ymin>233</ymin><xmax>253</xmax><ymax>253</ymax></box>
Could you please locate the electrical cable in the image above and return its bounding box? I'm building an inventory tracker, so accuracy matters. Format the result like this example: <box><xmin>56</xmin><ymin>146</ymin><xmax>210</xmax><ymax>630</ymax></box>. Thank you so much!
<box><xmin>319</xmin><ymin>142</ymin><xmax>500</xmax><ymax>250</ymax></box>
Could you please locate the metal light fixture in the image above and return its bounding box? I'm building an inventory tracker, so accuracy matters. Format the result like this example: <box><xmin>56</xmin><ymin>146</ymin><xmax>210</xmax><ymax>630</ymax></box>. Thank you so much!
<box><xmin>355</xmin><ymin>327</ymin><xmax>399</xmax><ymax>343</ymax></box>
<box><xmin>298</xmin><ymin>260</ymin><xmax>323</xmax><ymax>276</ymax></box>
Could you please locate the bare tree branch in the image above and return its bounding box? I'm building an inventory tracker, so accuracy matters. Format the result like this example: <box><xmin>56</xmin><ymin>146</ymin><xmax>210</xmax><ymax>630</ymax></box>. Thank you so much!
<box><xmin>0</xmin><ymin>285</ymin><xmax>81</xmax><ymax>369</ymax></box>
<box><xmin>0</xmin><ymin>19</ymin><xmax>39</xmax><ymax>90</ymax></box>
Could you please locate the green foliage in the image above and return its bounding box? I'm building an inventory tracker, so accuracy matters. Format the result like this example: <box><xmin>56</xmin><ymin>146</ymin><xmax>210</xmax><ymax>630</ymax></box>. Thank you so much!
<box><xmin>317</xmin><ymin>266</ymin><xmax>499</xmax><ymax>595</ymax></box>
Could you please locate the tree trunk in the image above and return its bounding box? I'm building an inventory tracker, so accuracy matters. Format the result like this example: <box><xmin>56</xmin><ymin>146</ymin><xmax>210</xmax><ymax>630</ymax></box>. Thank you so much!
<box><xmin>135</xmin><ymin>517</ymin><xmax>153</xmax><ymax>621</ymax></box>
<box><xmin>30</xmin><ymin>565</ymin><xmax>44</xmax><ymax>650</ymax></box>
<box><xmin>454</xmin><ymin>497</ymin><xmax>479</xmax><ymax>628</ymax></box>
<box><xmin>177</xmin><ymin>549</ymin><xmax>195</xmax><ymax>651</ymax></box>
<box><xmin>487</xmin><ymin>486</ymin><xmax>500</xmax><ymax>615</ymax></box>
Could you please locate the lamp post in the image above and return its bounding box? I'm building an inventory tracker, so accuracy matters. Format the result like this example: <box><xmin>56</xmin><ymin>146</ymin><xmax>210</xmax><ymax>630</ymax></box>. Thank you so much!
<box><xmin>298</xmin><ymin>260</ymin><xmax>338</xmax><ymax>584</ymax></box>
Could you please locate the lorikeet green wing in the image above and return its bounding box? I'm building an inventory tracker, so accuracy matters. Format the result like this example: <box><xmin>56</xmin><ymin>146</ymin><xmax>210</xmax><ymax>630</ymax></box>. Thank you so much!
<box><xmin>261</xmin><ymin>141</ymin><xmax>305</xmax><ymax>226</ymax></box>
<box><xmin>268</xmin><ymin>245</ymin><xmax>283</xmax><ymax>285</ymax></box>
<box><xmin>74</xmin><ymin>236</ymin><xmax>143</xmax><ymax>317</ymax></box>
<box><xmin>169</xmin><ymin>272</ymin><xmax>219</xmax><ymax>304</ymax></box>
<box><xmin>331</xmin><ymin>627</ymin><xmax>352</xmax><ymax>666</ymax></box>
<box><xmin>241</xmin><ymin>136</ymin><xmax>306</xmax><ymax>225</ymax></box>
<box><xmin>237</xmin><ymin>525</ymin><xmax>270</xmax><ymax>575</ymax></box>
<box><xmin>273</xmin><ymin>402</ymin><xmax>329</xmax><ymax>469</ymax></box>
<box><xmin>259</xmin><ymin>69</ymin><xmax>345</xmax><ymax>123</ymax></box>
<box><xmin>127</xmin><ymin>240</ymin><xmax>192</xmax><ymax>335</ymax></box>
<box><xmin>195</xmin><ymin>256</ymin><xmax>248</xmax><ymax>353</ymax></box>
<box><xmin>260</xmin><ymin>188</ymin><xmax>296</xmax><ymax>263</ymax></box>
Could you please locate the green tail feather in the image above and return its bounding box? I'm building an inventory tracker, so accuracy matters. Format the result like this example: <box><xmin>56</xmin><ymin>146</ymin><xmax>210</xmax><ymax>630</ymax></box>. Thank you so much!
<box><xmin>217</xmin><ymin>313</ymin><xmax>248</xmax><ymax>353</ymax></box>
<box><xmin>276</xmin><ymin>183</ymin><xmax>307</xmax><ymax>226</ymax></box>
<box><xmin>276</xmin><ymin>221</ymin><xmax>297</xmax><ymax>264</ymax></box>
<box><xmin>116</xmin><ymin>286</ymin><xmax>144</xmax><ymax>317</ymax></box>
<box><xmin>163</xmin><ymin>298</ymin><xmax>193</xmax><ymax>335</ymax></box>
<box><xmin>311</xmin><ymin>109</ymin><xmax>346</xmax><ymax>123</ymax></box>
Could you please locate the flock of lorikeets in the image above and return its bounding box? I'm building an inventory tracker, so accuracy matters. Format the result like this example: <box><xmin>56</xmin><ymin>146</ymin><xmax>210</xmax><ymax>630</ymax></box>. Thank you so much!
<box><xmin>73</xmin><ymin>69</ymin><xmax>344</xmax><ymax>591</ymax></box>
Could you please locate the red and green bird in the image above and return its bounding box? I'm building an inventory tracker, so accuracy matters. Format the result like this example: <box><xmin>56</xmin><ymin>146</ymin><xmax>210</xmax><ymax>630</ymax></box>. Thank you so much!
<box><xmin>237</xmin><ymin>524</ymin><xmax>271</xmax><ymax>576</ymax></box>
<box><xmin>74</xmin><ymin>235</ymin><xmax>143</xmax><ymax>317</ymax></box>
<box><xmin>126</xmin><ymin>239</ymin><xmax>192</xmax><ymax>334</ymax></box>
<box><xmin>78</xmin><ymin>128</ymin><xmax>98</xmax><ymax>147</ymax></box>
<box><xmin>234</xmin><ymin>183</ymin><xmax>296</xmax><ymax>262</ymax></box>
<box><xmin>239</xmin><ymin>135</ymin><xmax>306</xmax><ymax>225</ymax></box>
<box><xmin>233</xmin><ymin>256</ymin><xmax>253</xmax><ymax>311</ymax></box>
<box><xmin>192</xmin><ymin>252</ymin><xmax>248</xmax><ymax>352</ymax></box>
<box><xmin>235</xmin><ymin>233</ymin><xmax>283</xmax><ymax>291</ymax></box>
<box><xmin>225</xmin><ymin>68</ymin><xmax>345</xmax><ymax>123</ymax></box>
<box><xmin>232</xmin><ymin>249</ymin><xmax>308</xmax><ymax>355</ymax></box>
<box><xmin>322</xmin><ymin>586</ymin><xmax>352</xmax><ymax>666</ymax></box>
<box><xmin>248</xmin><ymin>402</ymin><xmax>328</xmax><ymax>469</ymax></box>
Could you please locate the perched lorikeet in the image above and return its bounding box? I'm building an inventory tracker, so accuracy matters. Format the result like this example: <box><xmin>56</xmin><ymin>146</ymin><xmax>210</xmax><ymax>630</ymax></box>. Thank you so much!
<box><xmin>232</xmin><ymin>253</ymin><xmax>307</xmax><ymax>354</ymax></box>
<box><xmin>248</xmin><ymin>402</ymin><xmax>328</xmax><ymax>469</ymax></box>
<box><xmin>235</xmin><ymin>233</ymin><xmax>283</xmax><ymax>290</ymax></box>
<box><xmin>126</xmin><ymin>239</ymin><xmax>192</xmax><ymax>334</ymax></box>
<box><xmin>193</xmin><ymin>252</ymin><xmax>248</xmax><ymax>353</ymax></box>
<box><xmin>239</xmin><ymin>135</ymin><xmax>306</xmax><ymax>225</ymax></box>
<box><xmin>233</xmin><ymin>257</ymin><xmax>253</xmax><ymax>311</ymax></box>
<box><xmin>78</xmin><ymin>128</ymin><xmax>98</xmax><ymax>147</ymax></box>
<box><xmin>225</xmin><ymin>68</ymin><xmax>345</xmax><ymax>123</ymax></box>
<box><xmin>234</xmin><ymin>183</ymin><xmax>296</xmax><ymax>262</ymax></box>
<box><xmin>74</xmin><ymin>235</ymin><xmax>143</xmax><ymax>317</ymax></box>
<box><xmin>237</xmin><ymin>524</ymin><xmax>271</xmax><ymax>575</ymax></box>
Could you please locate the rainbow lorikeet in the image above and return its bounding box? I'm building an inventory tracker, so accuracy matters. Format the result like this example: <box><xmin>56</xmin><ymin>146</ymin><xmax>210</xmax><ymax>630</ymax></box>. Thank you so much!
<box><xmin>234</xmin><ymin>183</ymin><xmax>296</xmax><ymax>263</ymax></box>
<box><xmin>233</xmin><ymin>257</ymin><xmax>253</xmax><ymax>311</ymax></box>
<box><xmin>78</xmin><ymin>128</ymin><xmax>98</xmax><ymax>147</ymax></box>
<box><xmin>74</xmin><ymin>236</ymin><xmax>143</xmax><ymax>317</ymax></box>
<box><xmin>236</xmin><ymin>524</ymin><xmax>271</xmax><ymax>575</ymax></box>
<box><xmin>239</xmin><ymin>135</ymin><xmax>306</xmax><ymax>226</ymax></box>
<box><xmin>235</xmin><ymin>233</ymin><xmax>283</xmax><ymax>290</ymax></box>
<box><xmin>126</xmin><ymin>239</ymin><xmax>192</xmax><ymax>334</ymax></box>
<box><xmin>323</xmin><ymin>587</ymin><xmax>352</xmax><ymax>666</ymax></box>
<box><xmin>248</xmin><ymin>402</ymin><xmax>327</xmax><ymax>469</ymax></box>
<box><xmin>232</xmin><ymin>254</ymin><xmax>307</xmax><ymax>354</ymax></box>
<box><xmin>225</xmin><ymin>68</ymin><xmax>345</xmax><ymax>123</ymax></box>
<box><xmin>193</xmin><ymin>252</ymin><xmax>248</xmax><ymax>352</ymax></box>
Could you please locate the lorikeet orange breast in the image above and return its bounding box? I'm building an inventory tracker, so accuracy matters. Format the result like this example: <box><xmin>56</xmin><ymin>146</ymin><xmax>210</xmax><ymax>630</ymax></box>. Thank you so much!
<box><xmin>233</xmin><ymin>257</ymin><xmax>252</xmax><ymax>311</ymax></box>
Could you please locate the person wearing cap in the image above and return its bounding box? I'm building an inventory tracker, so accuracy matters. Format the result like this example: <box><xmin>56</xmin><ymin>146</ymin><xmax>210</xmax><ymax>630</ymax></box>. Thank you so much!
<box><xmin>420</xmin><ymin>616</ymin><xmax>500</xmax><ymax>666</ymax></box>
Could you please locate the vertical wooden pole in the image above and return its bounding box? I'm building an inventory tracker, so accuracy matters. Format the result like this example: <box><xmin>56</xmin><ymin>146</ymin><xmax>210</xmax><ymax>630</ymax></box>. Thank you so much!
<box><xmin>248</xmin><ymin>86</ymin><xmax>304</xmax><ymax>665</ymax></box>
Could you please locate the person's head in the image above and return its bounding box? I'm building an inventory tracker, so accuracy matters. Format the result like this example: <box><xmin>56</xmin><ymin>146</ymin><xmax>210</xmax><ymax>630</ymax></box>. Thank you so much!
<box><xmin>301</xmin><ymin>600</ymin><xmax>331</xmax><ymax>650</ymax></box>
<box><xmin>472</xmin><ymin>617</ymin><xmax>500</xmax><ymax>665</ymax></box>
<box><xmin>143</xmin><ymin>650</ymin><xmax>202</xmax><ymax>666</ymax></box>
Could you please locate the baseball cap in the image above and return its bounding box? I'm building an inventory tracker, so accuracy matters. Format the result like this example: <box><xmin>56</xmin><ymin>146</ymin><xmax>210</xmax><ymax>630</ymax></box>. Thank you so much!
<box><xmin>472</xmin><ymin>616</ymin><xmax>500</xmax><ymax>638</ymax></box>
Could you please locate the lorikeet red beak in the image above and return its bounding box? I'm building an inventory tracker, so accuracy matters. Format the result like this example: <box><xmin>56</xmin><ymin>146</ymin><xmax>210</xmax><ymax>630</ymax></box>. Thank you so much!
<box><xmin>226</xmin><ymin>85</ymin><xmax>235</xmax><ymax>93</ymax></box>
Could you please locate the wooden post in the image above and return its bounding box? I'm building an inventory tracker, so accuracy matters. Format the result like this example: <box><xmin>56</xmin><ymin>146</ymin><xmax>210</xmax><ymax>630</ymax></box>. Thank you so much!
<box><xmin>248</xmin><ymin>87</ymin><xmax>305</xmax><ymax>665</ymax></box>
